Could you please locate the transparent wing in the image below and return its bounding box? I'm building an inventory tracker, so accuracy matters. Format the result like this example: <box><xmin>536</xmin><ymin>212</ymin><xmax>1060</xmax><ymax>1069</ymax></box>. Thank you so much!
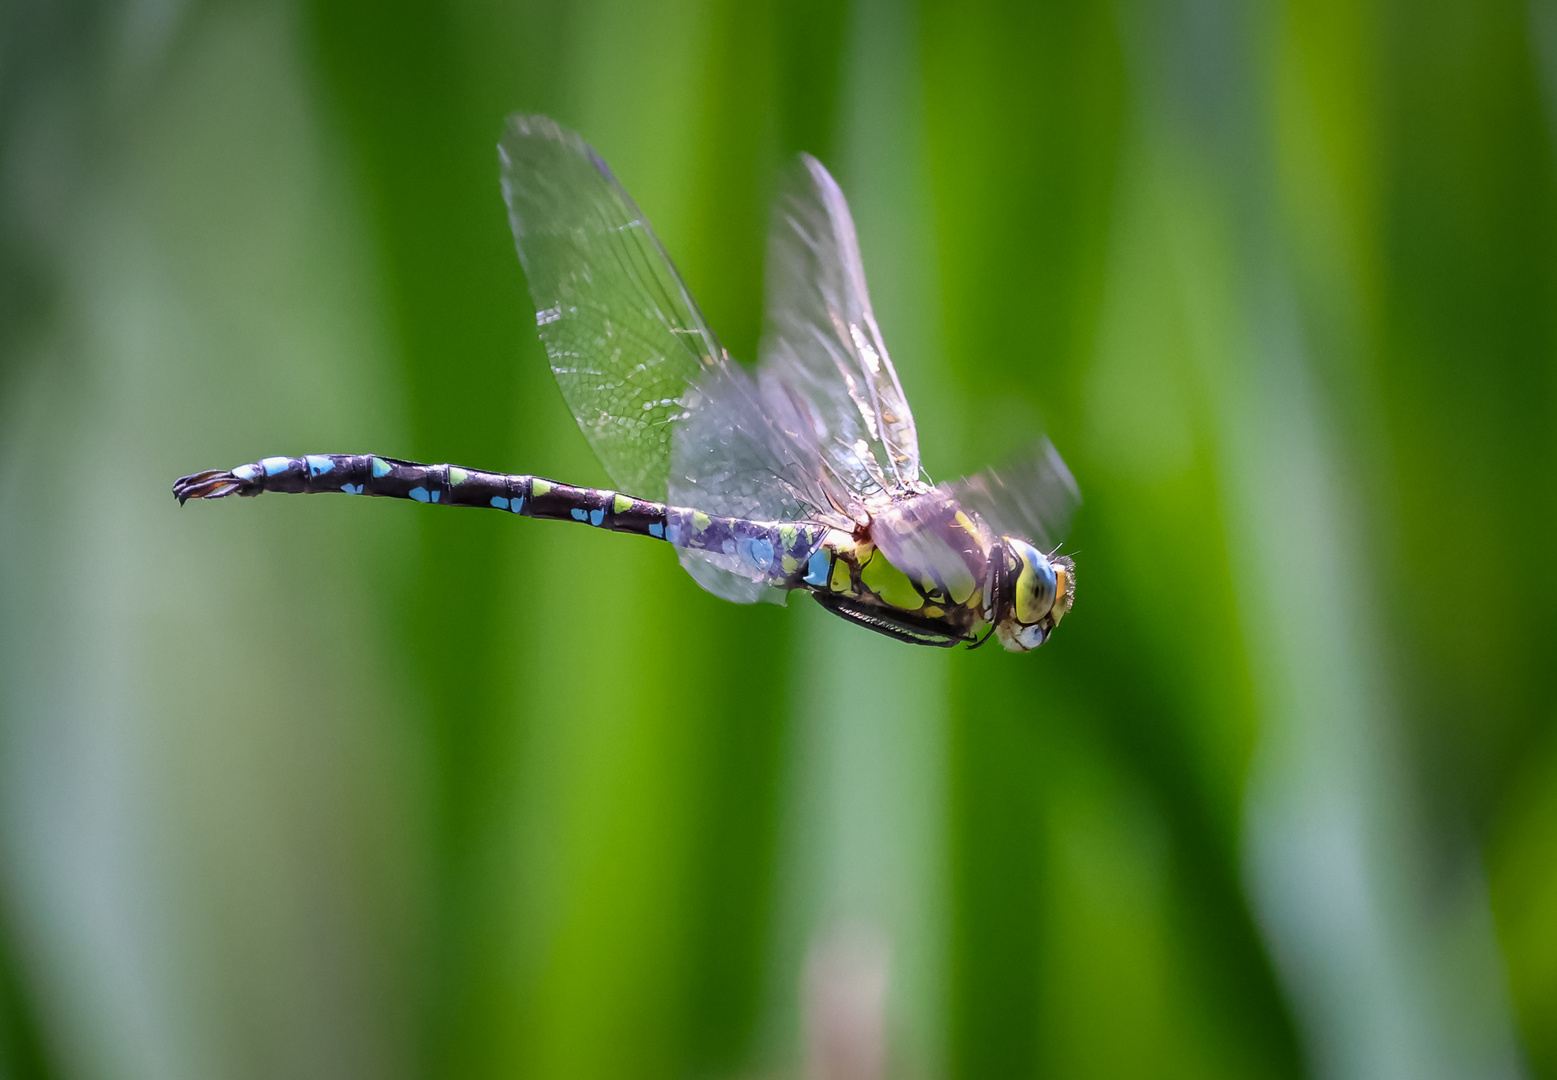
<box><xmin>499</xmin><ymin>114</ymin><xmax>725</xmax><ymax>502</ymax></box>
<box><xmin>949</xmin><ymin>439</ymin><xmax>1080</xmax><ymax>552</ymax></box>
<box><xmin>758</xmin><ymin>154</ymin><xmax>920</xmax><ymax>498</ymax></box>
<box><xmin>670</xmin><ymin>364</ymin><xmax>849</xmax><ymax>525</ymax></box>
<box><xmin>501</xmin><ymin>116</ymin><xmax>834</xmax><ymax>604</ymax></box>
<box><xmin>499</xmin><ymin>119</ymin><xmax>893</xmax><ymax>605</ymax></box>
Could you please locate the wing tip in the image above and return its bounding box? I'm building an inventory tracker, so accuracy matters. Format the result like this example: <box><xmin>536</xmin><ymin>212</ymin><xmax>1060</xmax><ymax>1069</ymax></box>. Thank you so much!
<box><xmin>500</xmin><ymin>114</ymin><xmax>596</xmax><ymax>158</ymax></box>
<box><xmin>504</xmin><ymin>113</ymin><xmax>562</xmax><ymax>140</ymax></box>
<box><xmin>499</xmin><ymin>114</ymin><xmax>621</xmax><ymax>189</ymax></box>
<box><xmin>793</xmin><ymin>151</ymin><xmax>843</xmax><ymax>200</ymax></box>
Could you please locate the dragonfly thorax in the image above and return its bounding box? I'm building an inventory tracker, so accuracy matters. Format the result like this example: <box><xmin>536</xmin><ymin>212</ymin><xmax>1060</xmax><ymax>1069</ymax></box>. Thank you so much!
<box><xmin>992</xmin><ymin>537</ymin><xmax>1075</xmax><ymax>652</ymax></box>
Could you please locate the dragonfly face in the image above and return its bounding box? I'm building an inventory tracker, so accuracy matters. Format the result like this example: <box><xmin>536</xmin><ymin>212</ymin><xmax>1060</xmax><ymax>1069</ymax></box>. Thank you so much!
<box><xmin>992</xmin><ymin>538</ymin><xmax>1075</xmax><ymax>652</ymax></box>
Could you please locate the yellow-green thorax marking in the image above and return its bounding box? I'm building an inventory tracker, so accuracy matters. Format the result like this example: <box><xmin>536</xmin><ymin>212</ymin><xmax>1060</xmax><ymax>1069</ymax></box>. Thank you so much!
<box><xmin>797</xmin><ymin>498</ymin><xmax>993</xmax><ymax>647</ymax></box>
<box><xmin>798</xmin><ymin>494</ymin><xmax>1075</xmax><ymax>650</ymax></box>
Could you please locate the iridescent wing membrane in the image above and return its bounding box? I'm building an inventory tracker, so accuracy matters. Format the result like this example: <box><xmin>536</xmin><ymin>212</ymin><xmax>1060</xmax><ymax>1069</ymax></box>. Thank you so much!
<box><xmin>667</xmin><ymin>153</ymin><xmax>930</xmax><ymax>544</ymax></box>
<box><xmin>757</xmin><ymin>155</ymin><xmax>921</xmax><ymax>500</ymax></box>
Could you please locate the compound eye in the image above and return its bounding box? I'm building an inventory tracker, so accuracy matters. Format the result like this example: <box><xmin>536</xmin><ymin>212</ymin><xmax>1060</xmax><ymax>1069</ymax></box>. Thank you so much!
<box><xmin>1015</xmin><ymin>622</ymin><xmax>1048</xmax><ymax>650</ymax></box>
<box><xmin>1012</xmin><ymin>543</ymin><xmax>1057</xmax><ymax>625</ymax></box>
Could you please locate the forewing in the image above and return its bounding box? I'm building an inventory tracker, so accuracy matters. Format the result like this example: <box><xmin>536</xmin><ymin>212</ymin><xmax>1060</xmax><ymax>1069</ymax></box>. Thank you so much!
<box><xmin>950</xmin><ymin>439</ymin><xmax>1080</xmax><ymax>552</ymax></box>
<box><xmin>499</xmin><ymin>114</ymin><xmax>725</xmax><ymax>501</ymax></box>
<box><xmin>758</xmin><ymin>154</ymin><xmax>920</xmax><ymax>498</ymax></box>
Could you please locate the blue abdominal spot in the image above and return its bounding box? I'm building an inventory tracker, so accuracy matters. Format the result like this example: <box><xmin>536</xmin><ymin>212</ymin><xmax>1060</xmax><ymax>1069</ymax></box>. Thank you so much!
<box><xmin>409</xmin><ymin>487</ymin><xmax>430</xmax><ymax>503</ymax></box>
<box><xmin>490</xmin><ymin>496</ymin><xmax>510</xmax><ymax>510</ymax></box>
<box><xmin>571</xmin><ymin>508</ymin><xmax>588</xmax><ymax>522</ymax></box>
<box><xmin>805</xmin><ymin>548</ymin><xmax>830</xmax><ymax>586</ymax></box>
<box><xmin>742</xmin><ymin>537</ymin><xmax>774</xmax><ymax>571</ymax></box>
<box><xmin>305</xmin><ymin>455</ymin><xmax>334</xmax><ymax>477</ymax></box>
<box><xmin>370</xmin><ymin>457</ymin><xmax>392</xmax><ymax>478</ymax></box>
<box><xmin>261</xmin><ymin>456</ymin><xmax>291</xmax><ymax>476</ymax></box>
<box><xmin>341</xmin><ymin>483</ymin><xmax>363</xmax><ymax>495</ymax></box>
<box><xmin>590</xmin><ymin>508</ymin><xmax>605</xmax><ymax>526</ymax></box>
<box><xmin>649</xmin><ymin>522</ymin><xmax>664</xmax><ymax>539</ymax></box>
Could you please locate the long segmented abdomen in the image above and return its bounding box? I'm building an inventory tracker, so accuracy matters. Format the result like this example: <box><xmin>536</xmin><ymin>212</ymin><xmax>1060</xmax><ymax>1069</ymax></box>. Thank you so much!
<box><xmin>173</xmin><ymin>453</ymin><xmax>829</xmax><ymax>586</ymax></box>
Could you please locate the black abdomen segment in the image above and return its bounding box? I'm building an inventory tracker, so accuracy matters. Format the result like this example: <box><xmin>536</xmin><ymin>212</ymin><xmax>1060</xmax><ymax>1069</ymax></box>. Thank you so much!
<box><xmin>172</xmin><ymin>453</ymin><xmax>827</xmax><ymax>580</ymax></box>
<box><xmin>174</xmin><ymin>453</ymin><xmax>670</xmax><ymax>537</ymax></box>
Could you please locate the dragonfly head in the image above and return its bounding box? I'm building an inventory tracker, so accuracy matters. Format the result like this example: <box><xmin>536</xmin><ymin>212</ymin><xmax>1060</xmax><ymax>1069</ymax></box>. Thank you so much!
<box><xmin>992</xmin><ymin>538</ymin><xmax>1075</xmax><ymax>651</ymax></box>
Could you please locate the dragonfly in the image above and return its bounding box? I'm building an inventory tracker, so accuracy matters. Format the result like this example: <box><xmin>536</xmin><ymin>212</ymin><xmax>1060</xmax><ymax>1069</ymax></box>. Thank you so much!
<box><xmin>174</xmin><ymin>115</ymin><xmax>1078</xmax><ymax>650</ymax></box>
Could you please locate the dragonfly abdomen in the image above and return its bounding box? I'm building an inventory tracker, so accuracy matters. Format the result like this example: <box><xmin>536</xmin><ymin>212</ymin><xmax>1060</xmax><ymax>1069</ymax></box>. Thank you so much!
<box><xmin>174</xmin><ymin>454</ymin><xmax>671</xmax><ymax>536</ymax></box>
<box><xmin>172</xmin><ymin>454</ymin><xmax>828</xmax><ymax>585</ymax></box>
<box><xmin>665</xmin><ymin>510</ymin><xmax>831</xmax><ymax>584</ymax></box>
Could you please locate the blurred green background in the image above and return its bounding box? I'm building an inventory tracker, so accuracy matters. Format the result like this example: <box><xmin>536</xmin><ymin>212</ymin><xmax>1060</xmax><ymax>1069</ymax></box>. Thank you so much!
<box><xmin>1</xmin><ymin>0</ymin><xmax>1554</xmax><ymax>1077</ymax></box>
